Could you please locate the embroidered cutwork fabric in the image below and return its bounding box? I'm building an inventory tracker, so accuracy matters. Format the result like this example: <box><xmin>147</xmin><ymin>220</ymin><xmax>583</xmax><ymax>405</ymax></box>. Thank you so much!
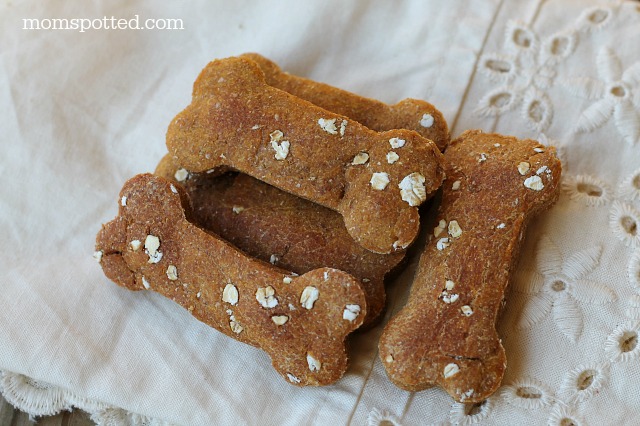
<box><xmin>0</xmin><ymin>0</ymin><xmax>638</xmax><ymax>425</ymax></box>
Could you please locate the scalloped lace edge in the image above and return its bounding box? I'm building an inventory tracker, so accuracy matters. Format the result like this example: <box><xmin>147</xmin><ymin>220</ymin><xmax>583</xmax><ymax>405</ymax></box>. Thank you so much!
<box><xmin>0</xmin><ymin>370</ymin><xmax>175</xmax><ymax>426</ymax></box>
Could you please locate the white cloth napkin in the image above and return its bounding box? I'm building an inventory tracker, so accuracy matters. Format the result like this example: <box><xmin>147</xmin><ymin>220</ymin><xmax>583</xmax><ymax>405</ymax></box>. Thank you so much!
<box><xmin>1</xmin><ymin>0</ymin><xmax>639</xmax><ymax>425</ymax></box>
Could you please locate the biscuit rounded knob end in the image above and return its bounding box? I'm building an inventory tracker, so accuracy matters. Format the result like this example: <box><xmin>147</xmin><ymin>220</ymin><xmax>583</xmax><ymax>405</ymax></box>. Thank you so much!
<box><xmin>379</xmin><ymin>307</ymin><xmax>507</xmax><ymax>403</ymax></box>
<box><xmin>95</xmin><ymin>217</ymin><xmax>137</xmax><ymax>290</ymax></box>
<box><xmin>238</xmin><ymin>52</ymin><xmax>283</xmax><ymax>86</ymax></box>
<box><xmin>193</xmin><ymin>56</ymin><xmax>267</xmax><ymax>100</ymax></box>
<box><xmin>268</xmin><ymin>268</ymin><xmax>367</xmax><ymax>386</ymax></box>
<box><xmin>391</xmin><ymin>99</ymin><xmax>450</xmax><ymax>152</ymax></box>
<box><xmin>340</xmin><ymin>130</ymin><xmax>444</xmax><ymax>254</ymax></box>
<box><xmin>340</xmin><ymin>193</ymin><xmax>421</xmax><ymax>254</ymax></box>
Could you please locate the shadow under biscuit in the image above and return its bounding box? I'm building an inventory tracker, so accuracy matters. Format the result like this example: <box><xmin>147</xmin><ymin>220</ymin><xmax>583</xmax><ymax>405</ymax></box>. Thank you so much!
<box><xmin>155</xmin><ymin>154</ymin><xmax>408</xmax><ymax>329</ymax></box>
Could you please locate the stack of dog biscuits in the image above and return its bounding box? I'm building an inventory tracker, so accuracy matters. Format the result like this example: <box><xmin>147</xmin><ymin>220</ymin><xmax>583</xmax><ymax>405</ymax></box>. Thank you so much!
<box><xmin>95</xmin><ymin>54</ymin><xmax>561</xmax><ymax>399</ymax></box>
<box><xmin>96</xmin><ymin>54</ymin><xmax>446</xmax><ymax>387</ymax></box>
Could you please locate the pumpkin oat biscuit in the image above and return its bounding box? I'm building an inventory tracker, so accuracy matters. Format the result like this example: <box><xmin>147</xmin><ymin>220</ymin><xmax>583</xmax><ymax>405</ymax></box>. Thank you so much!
<box><xmin>379</xmin><ymin>130</ymin><xmax>562</xmax><ymax>403</ymax></box>
<box><xmin>166</xmin><ymin>56</ymin><xmax>445</xmax><ymax>254</ymax></box>
<box><xmin>95</xmin><ymin>173</ymin><xmax>367</xmax><ymax>387</ymax></box>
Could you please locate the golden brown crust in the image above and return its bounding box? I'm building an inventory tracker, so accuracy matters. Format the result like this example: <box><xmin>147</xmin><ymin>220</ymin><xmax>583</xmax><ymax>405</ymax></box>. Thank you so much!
<box><xmin>166</xmin><ymin>56</ymin><xmax>445</xmax><ymax>254</ymax></box>
<box><xmin>240</xmin><ymin>53</ymin><xmax>450</xmax><ymax>152</ymax></box>
<box><xmin>155</xmin><ymin>154</ymin><xmax>406</xmax><ymax>328</ymax></box>
<box><xmin>95</xmin><ymin>173</ymin><xmax>367</xmax><ymax>386</ymax></box>
<box><xmin>378</xmin><ymin>130</ymin><xmax>562</xmax><ymax>402</ymax></box>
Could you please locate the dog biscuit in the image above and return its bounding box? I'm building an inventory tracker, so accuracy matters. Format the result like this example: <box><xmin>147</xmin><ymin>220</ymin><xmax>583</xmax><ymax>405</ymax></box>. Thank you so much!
<box><xmin>166</xmin><ymin>56</ymin><xmax>445</xmax><ymax>254</ymax></box>
<box><xmin>95</xmin><ymin>173</ymin><xmax>367</xmax><ymax>386</ymax></box>
<box><xmin>240</xmin><ymin>53</ymin><xmax>450</xmax><ymax>151</ymax></box>
<box><xmin>378</xmin><ymin>130</ymin><xmax>562</xmax><ymax>402</ymax></box>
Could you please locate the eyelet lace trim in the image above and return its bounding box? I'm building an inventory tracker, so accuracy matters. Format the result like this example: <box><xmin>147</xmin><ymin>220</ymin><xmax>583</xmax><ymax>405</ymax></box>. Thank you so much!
<box><xmin>0</xmin><ymin>370</ymin><xmax>174</xmax><ymax>425</ymax></box>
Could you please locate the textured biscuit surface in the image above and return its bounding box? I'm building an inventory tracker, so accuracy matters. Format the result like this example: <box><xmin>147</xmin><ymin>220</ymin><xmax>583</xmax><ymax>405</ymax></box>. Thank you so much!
<box><xmin>240</xmin><ymin>53</ymin><xmax>450</xmax><ymax>151</ymax></box>
<box><xmin>95</xmin><ymin>173</ymin><xmax>367</xmax><ymax>386</ymax></box>
<box><xmin>379</xmin><ymin>130</ymin><xmax>562</xmax><ymax>402</ymax></box>
<box><xmin>156</xmin><ymin>154</ymin><xmax>406</xmax><ymax>327</ymax></box>
<box><xmin>166</xmin><ymin>56</ymin><xmax>445</xmax><ymax>254</ymax></box>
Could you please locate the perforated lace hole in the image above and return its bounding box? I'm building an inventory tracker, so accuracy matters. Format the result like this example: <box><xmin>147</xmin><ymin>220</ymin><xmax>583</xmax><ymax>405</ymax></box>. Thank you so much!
<box><xmin>577</xmin><ymin>370</ymin><xmax>595</xmax><ymax>390</ymax></box>
<box><xmin>368</xmin><ymin>409</ymin><xmax>401</xmax><ymax>426</ymax></box>
<box><xmin>485</xmin><ymin>59</ymin><xmax>512</xmax><ymax>73</ymax></box>
<box><xmin>576</xmin><ymin>182</ymin><xmax>602</xmax><ymax>197</ymax></box>
<box><xmin>610</xmin><ymin>85</ymin><xmax>627</xmax><ymax>98</ymax></box>
<box><xmin>513</xmin><ymin>29</ymin><xmax>532</xmax><ymax>47</ymax></box>
<box><xmin>560</xmin><ymin>418</ymin><xmax>578</xmax><ymax>426</ymax></box>
<box><xmin>490</xmin><ymin>93</ymin><xmax>512</xmax><ymax>108</ymax></box>
<box><xmin>588</xmin><ymin>9</ymin><xmax>609</xmax><ymax>24</ymax></box>
<box><xmin>633</xmin><ymin>260</ymin><xmax>640</xmax><ymax>284</ymax></box>
<box><xmin>552</xmin><ymin>280</ymin><xmax>566</xmax><ymax>292</ymax></box>
<box><xmin>528</xmin><ymin>100</ymin><xmax>545</xmax><ymax>123</ymax></box>
<box><xmin>464</xmin><ymin>400</ymin><xmax>487</xmax><ymax>416</ymax></box>
<box><xmin>516</xmin><ymin>386</ymin><xmax>542</xmax><ymax>399</ymax></box>
<box><xmin>550</xmin><ymin>37</ymin><xmax>569</xmax><ymax>56</ymax></box>
<box><xmin>632</xmin><ymin>174</ymin><xmax>640</xmax><ymax>190</ymax></box>
<box><xmin>620</xmin><ymin>331</ymin><xmax>638</xmax><ymax>352</ymax></box>
<box><xmin>621</xmin><ymin>216</ymin><xmax>638</xmax><ymax>236</ymax></box>
<box><xmin>610</xmin><ymin>202</ymin><xmax>640</xmax><ymax>246</ymax></box>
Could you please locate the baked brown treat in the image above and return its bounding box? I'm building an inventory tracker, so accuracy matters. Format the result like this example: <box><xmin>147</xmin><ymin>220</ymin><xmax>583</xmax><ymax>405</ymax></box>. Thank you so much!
<box><xmin>378</xmin><ymin>130</ymin><xmax>562</xmax><ymax>402</ymax></box>
<box><xmin>240</xmin><ymin>53</ymin><xmax>450</xmax><ymax>152</ymax></box>
<box><xmin>95</xmin><ymin>173</ymin><xmax>367</xmax><ymax>386</ymax></box>
<box><xmin>166</xmin><ymin>56</ymin><xmax>446</xmax><ymax>254</ymax></box>
<box><xmin>155</xmin><ymin>154</ymin><xmax>406</xmax><ymax>327</ymax></box>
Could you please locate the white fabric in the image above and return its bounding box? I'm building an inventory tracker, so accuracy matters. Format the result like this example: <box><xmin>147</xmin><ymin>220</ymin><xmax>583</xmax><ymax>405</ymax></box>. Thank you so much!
<box><xmin>1</xmin><ymin>0</ymin><xmax>639</xmax><ymax>424</ymax></box>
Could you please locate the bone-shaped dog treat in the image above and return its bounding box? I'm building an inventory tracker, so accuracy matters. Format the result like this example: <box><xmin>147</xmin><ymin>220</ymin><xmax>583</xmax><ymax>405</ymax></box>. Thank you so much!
<box><xmin>240</xmin><ymin>53</ymin><xmax>450</xmax><ymax>152</ymax></box>
<box><xmin>379</xmin><ymin>130</ymin><xmax>561</xmax><ymax>402</ymax></box>
<box><xmin>166</xmin><ymin>56</ymin><xmax>446</xmax><ymax>254</ymax></box>
<box><xmin>95</xmin><ymin>173</ymin><xmax>366</xmax><ymax>386</ymax></box>
<box><xmin>155</xmin><ymin>154</ymin><xmax>406</xmax><ymax>328</ymax></box>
